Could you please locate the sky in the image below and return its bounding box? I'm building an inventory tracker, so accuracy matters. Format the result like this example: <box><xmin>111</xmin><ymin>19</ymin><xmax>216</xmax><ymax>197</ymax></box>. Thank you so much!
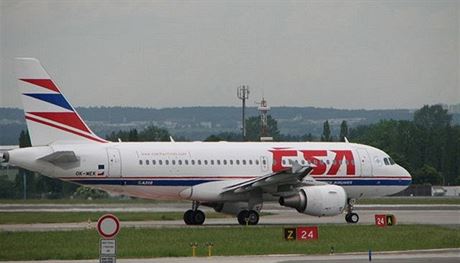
<box><xmin>0</xmin><ymin>0</ymin><xmax>458</xmax><ymax>110</ymax></box>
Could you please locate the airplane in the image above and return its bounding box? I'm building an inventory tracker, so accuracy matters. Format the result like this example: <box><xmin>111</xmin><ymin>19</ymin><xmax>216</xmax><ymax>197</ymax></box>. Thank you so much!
<box><xmin>1</xmin><ymin>58</ymin><xmax>412</xmax><ymax>225</ymax></box>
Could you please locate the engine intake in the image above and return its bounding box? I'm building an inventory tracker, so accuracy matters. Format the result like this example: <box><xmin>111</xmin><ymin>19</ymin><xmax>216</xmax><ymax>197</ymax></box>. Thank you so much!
<box><xmin>279</xmin><ymin>185</ymin><xmax>347</xmax><ymax>217</ymax></box>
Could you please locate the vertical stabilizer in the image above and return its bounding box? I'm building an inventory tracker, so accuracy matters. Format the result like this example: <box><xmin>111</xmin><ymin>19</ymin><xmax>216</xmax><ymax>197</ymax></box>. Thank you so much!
<box><xmin>15</xmin><ymin>58</ymin><xmax>107</xmax><ymax>146</ymax></box>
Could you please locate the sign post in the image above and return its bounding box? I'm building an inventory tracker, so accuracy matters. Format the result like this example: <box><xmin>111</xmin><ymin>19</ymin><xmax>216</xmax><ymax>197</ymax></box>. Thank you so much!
<box><xmin>97</xmin><ymin>214</ymin><xmax>120</xmax><ymax>263</ymax></box>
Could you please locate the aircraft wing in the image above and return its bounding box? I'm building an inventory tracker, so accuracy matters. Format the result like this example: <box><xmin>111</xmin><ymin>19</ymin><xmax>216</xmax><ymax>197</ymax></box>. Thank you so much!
<box><xmin>221</xmin><ymin>161</ymin><xmax>322</xmax><ymax>195</ymax></box>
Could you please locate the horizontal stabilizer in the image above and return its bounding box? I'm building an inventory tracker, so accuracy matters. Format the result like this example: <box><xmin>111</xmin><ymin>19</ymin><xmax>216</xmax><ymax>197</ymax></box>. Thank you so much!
<box><xmin>39</xmin><ymin>151</ymin><xmax>79</xmax><ymax>164</ymax></box>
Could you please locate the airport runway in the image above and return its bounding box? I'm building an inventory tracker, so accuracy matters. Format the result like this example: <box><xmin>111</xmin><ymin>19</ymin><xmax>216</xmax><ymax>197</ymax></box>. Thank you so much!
<box><xmin>2</xmin><ymin>248</ymin><xmax>459</xmax><ymax>263</ymax></box>
<box><xmin>0</xmin><ymin>203</ymin><xmax>458</xmax><ymax>232</ymax></box>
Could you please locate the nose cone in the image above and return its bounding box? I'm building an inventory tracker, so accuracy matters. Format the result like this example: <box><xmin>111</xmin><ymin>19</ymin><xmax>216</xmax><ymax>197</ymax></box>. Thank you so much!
<box><xmin>398</xmin><ymin>164</ymin><xmax>412</xmax><ymax>187</ymax></box>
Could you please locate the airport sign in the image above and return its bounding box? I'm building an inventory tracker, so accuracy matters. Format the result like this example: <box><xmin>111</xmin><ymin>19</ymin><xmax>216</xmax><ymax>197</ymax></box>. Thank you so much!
<box><xmin>97</xmin><ymin>214</ymin><xmax>120</xmax><ymax>239</ymax></box>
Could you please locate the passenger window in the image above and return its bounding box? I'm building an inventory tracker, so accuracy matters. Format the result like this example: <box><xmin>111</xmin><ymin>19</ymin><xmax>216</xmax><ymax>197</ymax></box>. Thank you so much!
<box><xmin>191</xmin><ymin>160</ymin><xmax>195</xmax><ymax>165</ymax></box>
<box><xmin>262</xmin><ymin>159</ymin><xmax>267</xmax><ymax>165</ymax></box>
<box><xmin>249</xmin><ymin>160</ymin><xmax>253</xmax><ymax>165</ymax></box>
<box><xmin>236</xmin><ymin>160</ymin><xmax>240</xmax><ymax>165</ymax></box>
<box><xmin>282</xmin><ymin>159</ymin><xmax>287</xmax><ymax>165</ymax></box>
<box><xmin>139</xmin><ymin>160</ymin><xmax>143</xmax><ymax>165</ymax></box>
<box><xmin>255</xmin><ymin>160</ymin><xmax>259</xmax><ymax>165</ymax></box>
<box><xmin>178</xmin><ymin>160</ymin><xmax>182</xmax><ymax>165</ymax></box>
<box><xmin>185</xmin><ymin>160</ymin><xmax>189</xmax><ymax>165</ymax></box>
<box><xmin>152</xmin><ymin>160</ymin><xmax>156</xmax><ymax>165</ymax></box>
<box><xmin>223</xmin><ymin>160</ymin><xmax>227</xmax><ymax>165</ymax></box>
<box><xmin>217</xmin><ymin>160</ymin><xmax>221</xmax><ymax>165</ymax></box>
<box><xmin>159</xmin><ymin>160</ymin><xmax>162</xmax><ymax>165</ymax></box>
<box><xmin>198</xmin><ymin>160</ymin><xmax>202</xmax><ymax>165</ymax></box>
<box><xmin>242</xmin><ymin>160</ymin><xmax>246</xmax><ymax>165</ymax></box>
<box><xmin>230</xmin><ymin>160</ymin><xmax>233</xmax><ymax>165</ymax></box>
<box><xmin>172</xmin><ymin>160</ymin><xmax>176</xmax><ymax>165</ymax></box>
<box><xmin>146</xmin><ymin>160</ymin><xmax>149</xmax><ymax>165</ymax></box>
<box><xmin>165</xmin><ymin>160</ymin><xmax>169</xmax><ymax>165</ymax></box>
<box><xmin>384</xmin><ymin>158</ymin><xmax>389</xmax><ymax>165</ymax></box>
<box><xmin>204</xmin><ymin>160</ymin><xmax>208</xmax><ymax>165</ymax></box>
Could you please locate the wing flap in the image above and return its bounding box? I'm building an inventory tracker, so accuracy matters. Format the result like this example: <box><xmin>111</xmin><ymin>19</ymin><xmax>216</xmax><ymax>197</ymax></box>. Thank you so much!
<box><xmin>223</xmin><ymin>162</ymin><xmax>318</xmax><ymax>195</ymax></box>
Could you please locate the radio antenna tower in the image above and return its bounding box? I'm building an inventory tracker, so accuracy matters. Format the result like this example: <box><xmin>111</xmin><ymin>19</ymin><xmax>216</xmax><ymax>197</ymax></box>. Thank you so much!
<box><xmin>256</xmin><ymin>97</ymin><xmax>272</xmax><ymax>141</ymax></box>
<box><xmin>237</xmin><ymin>85</ymin><xmax>250</xmax><ymax>141</ymax></box>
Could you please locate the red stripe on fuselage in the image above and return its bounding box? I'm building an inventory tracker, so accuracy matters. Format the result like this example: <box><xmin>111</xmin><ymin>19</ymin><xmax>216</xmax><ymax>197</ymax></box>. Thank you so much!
<box><xmin>25</xmin><ymin>115</ymin><xmax>107</xmax><ymax>143</ymax></box>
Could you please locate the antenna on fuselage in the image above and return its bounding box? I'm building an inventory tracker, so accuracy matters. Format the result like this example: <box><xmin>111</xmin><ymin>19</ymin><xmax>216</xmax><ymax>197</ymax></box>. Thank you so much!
<box><xmin>344</xmin><ymin>137</ymin><xmax>349</xmax><ymax>143</ymax></box>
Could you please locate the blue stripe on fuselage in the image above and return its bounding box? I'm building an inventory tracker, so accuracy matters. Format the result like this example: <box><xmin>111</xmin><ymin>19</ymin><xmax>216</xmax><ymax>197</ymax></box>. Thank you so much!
<box><xmin>69</xmin><ymin>178</ymin><xmax>411</xmax><ymax>187</ymax></box>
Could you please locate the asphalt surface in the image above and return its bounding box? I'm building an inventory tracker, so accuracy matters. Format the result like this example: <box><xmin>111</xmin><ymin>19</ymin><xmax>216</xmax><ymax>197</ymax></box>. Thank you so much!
<box><xmin>0</xmin><ymin>203</ymin><xmax>459</xmax><ymax>232</ymax></box>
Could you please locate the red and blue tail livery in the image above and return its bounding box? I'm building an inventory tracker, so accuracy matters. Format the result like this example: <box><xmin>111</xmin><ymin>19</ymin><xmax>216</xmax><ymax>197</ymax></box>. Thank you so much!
<box><xmin>16</xmin><ymin>58</ymin><xmax>106</xmax><ymax>145</ymax></box>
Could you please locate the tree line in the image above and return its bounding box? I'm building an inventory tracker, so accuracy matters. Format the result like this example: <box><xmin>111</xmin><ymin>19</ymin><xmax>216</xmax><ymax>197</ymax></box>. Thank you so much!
<box><xmin>0</xmin><ymin>104</ymin><xmax>458</xmax><ymax>199</ymax></box>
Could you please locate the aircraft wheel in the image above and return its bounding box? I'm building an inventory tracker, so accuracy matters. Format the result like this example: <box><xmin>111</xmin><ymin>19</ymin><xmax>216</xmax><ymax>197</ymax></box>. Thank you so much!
<box><xmin>237</xmin><ymin>210</ymin><xmax>249</xmax><ymax>225</ymax></box>
<box><xmin>193</xmin><ymin>210</ymin><xmax>206</xmax><ymax>225</ymax></box>
<box><xmin>247</xmin><ymin>210</ymin><xmax>260</xmax><ymax>225</ymax></box>
<box><xmin>184</xmin><ymin>210</ymin><xmax>194</xmax><ymax>225</ymax></box>
<box><xmin>346</xmin><ymin>213</ymin><xmax>359</xmax><ymax>224</ymax></box>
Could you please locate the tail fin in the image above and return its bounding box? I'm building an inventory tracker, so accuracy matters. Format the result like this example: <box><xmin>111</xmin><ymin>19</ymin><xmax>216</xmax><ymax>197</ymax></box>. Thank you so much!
<box><xmin>15</xmin><ymin>58</ymin><xmax>107</xmax><ymax>146</ymax></box>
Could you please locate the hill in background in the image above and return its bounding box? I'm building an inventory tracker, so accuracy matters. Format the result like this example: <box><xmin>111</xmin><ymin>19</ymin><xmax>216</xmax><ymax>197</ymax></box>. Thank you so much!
<box><xmin>1</xmin><ymin>106</ymin><xmax>459</xmax><ymax>144</ymax></box>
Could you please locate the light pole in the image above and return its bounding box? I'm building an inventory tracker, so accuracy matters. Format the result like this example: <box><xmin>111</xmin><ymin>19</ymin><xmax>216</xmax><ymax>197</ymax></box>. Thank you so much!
<box><xmin>237</xmin><ymin>85</ymin><xmax>250</xmax><ymax>141</ymax></box>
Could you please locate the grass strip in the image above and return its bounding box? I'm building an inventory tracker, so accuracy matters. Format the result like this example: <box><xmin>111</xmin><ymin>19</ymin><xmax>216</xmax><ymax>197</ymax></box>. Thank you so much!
<box><xmin>0</xmin><ymin>225</ymin><xmax>458</xmax><ymax>260</ymax></box>
<box><xmin>358</xmin><ymin>197</ymin><xmax>460</xmax><ymax>205</ymax></box>
<box><xmin>0</xmin><ymin>212</ymin><xmax>231</xmax><ymax>224</ymax></box>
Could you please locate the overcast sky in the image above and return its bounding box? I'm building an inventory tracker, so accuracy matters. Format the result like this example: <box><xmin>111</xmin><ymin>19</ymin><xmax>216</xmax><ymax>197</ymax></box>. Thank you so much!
<box><xmin>0</xmin><ymin>0</ymin><xmax>458</xmax><ymax>109</ymax></box>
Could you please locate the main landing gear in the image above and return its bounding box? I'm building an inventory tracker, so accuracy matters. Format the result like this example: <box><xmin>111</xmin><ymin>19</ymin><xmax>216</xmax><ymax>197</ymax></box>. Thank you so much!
<box><xmin>345</xmin><ymin>198</ymin><xmax>359</xmax><ymax>224</ymax></box>
<box><xmin>184</xmin><ymin>201</ymin><xmax>206</xmax><ymax>225</ymax></box>
<box><xmin>237</xmin><ymin>210</ymin><xmax>260</xmax><ymax>225</ymax></box>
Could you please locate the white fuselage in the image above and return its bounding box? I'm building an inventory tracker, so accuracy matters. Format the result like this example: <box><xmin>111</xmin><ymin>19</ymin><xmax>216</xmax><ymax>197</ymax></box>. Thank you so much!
<box><xmin>8</xmin><ymin>141</ymin><xmax>412</xmax><ymax>201</ymax></box>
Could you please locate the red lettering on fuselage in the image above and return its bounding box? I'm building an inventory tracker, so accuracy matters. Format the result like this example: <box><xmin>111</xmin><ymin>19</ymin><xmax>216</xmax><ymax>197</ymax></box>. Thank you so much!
<box><xmin>269</xmin><ymin>148</ymin><xmax>297</xmax><ymax>172</ymax></box>
<box><xmin>327</xmin><ymin>150</ymin><xmax>355</xmax><ymax>175</ymax></box>
<box><xmin>270</xmin><ymin>148</ymin><xmax>356</xmax><ymax>175</ymax></box>
<box><xmin>300</xmin><ymin>150</ymin><xmax>327</xmax><ymax>175</ymax></box>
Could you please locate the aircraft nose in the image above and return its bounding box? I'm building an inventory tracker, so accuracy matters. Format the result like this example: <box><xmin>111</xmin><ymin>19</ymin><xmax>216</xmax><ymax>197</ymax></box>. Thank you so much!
<box><xmin>399</xmin><ymin>165</ymin><xmax>411</xmax><ymax>179</ymax></box>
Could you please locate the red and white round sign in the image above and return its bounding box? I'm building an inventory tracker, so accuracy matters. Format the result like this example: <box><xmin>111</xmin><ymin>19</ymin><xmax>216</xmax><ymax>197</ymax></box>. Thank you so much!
<box><xmin>97</xmin><ymin>214</ymin><xmax>120</xmax><ymax>239</ymax></box>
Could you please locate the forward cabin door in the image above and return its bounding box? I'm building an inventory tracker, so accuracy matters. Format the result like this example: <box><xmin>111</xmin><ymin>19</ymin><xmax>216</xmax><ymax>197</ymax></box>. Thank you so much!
<box><xmin>107</xmin><ymin>148</ymin><xmax>122</xmax><ymax>177</ymax></box>
<box><xmin>356</xmin><ymin>148</ymin><xmax>372</xmax><ymax>176</ymax></box>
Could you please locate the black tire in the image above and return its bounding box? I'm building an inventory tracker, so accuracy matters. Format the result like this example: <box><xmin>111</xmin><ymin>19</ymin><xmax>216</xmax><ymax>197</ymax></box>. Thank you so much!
<box><xmin>184</xmin><ymin>210</ymin><xmax>194</xmax><ymax>225</ymax></box>
<box><xmin>247</xmin><ymin>210</ymin><xmax>260</xmax><ymax>225</ymax></box>
<box><xmin>237</xmin><ymin>210</ymin><xmax>249</xmax><ymax>225</ymax></box>
<box><xmin>345</xmin><ymin>213</ymin><xmax>351</xmax><ymax>223</ymax></box>
<box><xmin>349</xmin><ymin>213</ymin><xmax>359</xmax><ymax>224</ymax></box>
<box><xmin>193</xmin><ymin>210</ymin><xmax>206</xmax><ymax>225</ymax></box>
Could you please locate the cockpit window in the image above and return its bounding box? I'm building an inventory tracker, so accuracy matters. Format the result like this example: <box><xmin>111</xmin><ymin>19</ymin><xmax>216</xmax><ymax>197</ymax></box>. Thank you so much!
<box><xmin>389</xmin><ymin>158</ymin><xmax>395</xmax><ymax>165</ymax></box>
<box><xmin>383</xmin><ymin>158</ymin><xmax>389</xmax><ymax>165</ymax></box>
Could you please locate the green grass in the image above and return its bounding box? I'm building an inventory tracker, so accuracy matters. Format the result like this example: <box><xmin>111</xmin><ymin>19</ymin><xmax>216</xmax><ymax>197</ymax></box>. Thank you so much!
<box><xmin>0</xmin><ymin>225</ymin><xmax>458</xmax><ymax>260</ymax></box>
<box><xmin>0</xmin><ymin>212</ymin><xmax>233</xmax><ymax>224</ymax></box>
<box><xmin>359</xmin><ymin>197</ymin><xmax>460</xmax><ymax>205</ymax></box>
<box><xmin>0</xmin><ymin>198</ymin><xmax>161</xmax><ymax>204</ymax></box>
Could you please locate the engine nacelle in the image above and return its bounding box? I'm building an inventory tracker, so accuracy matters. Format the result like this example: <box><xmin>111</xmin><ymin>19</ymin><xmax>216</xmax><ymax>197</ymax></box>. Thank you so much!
<box><xmin>279</xmin><ymin>185</ymin><xmax>347</xmax><ymax>217</ymax></box>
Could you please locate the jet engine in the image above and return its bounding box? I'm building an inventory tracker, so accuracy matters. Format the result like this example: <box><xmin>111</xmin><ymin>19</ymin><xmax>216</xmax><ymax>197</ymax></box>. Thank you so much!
<box><xmin>279</xmin><ymin>185</ymin><xmax>347</xmax><ymax>216</ymax></box>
